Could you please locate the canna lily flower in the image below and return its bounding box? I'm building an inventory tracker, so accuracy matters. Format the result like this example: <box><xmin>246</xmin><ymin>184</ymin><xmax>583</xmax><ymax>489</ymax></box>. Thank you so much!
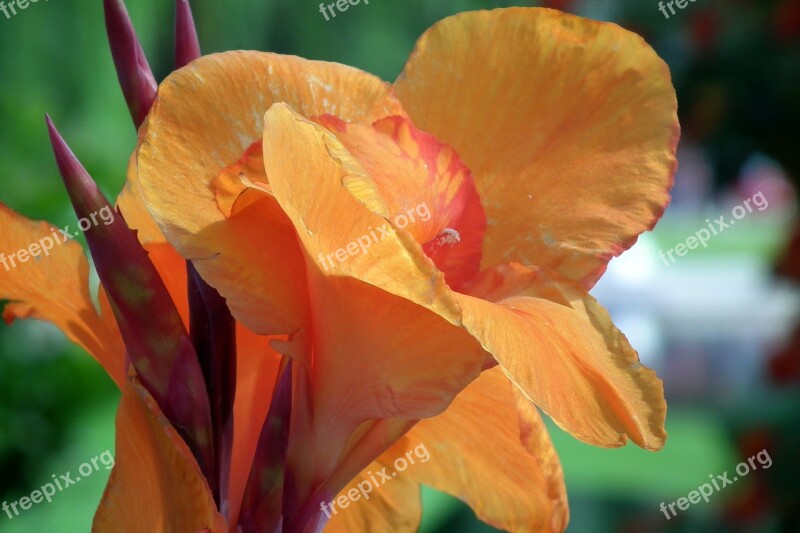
<box><xmin>0</xmin><ymin>1</ymin><xmax>678</xmax><ymax>532</ymax></box>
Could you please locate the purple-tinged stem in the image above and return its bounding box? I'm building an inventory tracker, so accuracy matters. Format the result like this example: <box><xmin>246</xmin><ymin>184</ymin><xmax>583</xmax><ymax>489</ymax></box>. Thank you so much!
<box><xmin>175</xmin><ymin>0</ymin><xmax>202</xmax><ymax>69</ymax></box>
<box><xmin>46</xmin><ymin>115</ymin><xmax>215</xmax><ymax>492</ymax></box>
<box><xmin>104</xmin><ymin>0</ymin><xmax>157</xmax><ymax>128</ymax></box>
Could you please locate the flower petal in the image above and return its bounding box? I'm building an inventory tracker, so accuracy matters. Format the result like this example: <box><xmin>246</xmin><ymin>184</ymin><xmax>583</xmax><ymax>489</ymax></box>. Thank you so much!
<box><xmin>395</xmin><ymin>368</ymin><xmax>569</xmax><ymax>532</ymax></box>
<box><xmin>458</xmin><ymin>263</ymin><xmax>667</xmax><ymax>449</ymax></box>
<box><xmin>315</xmin><ymin>114</ymin><xmax>486</xmax><ymax>289</ymax></box>
<box><xmin>0</xmin><ymin>205</ymin><xmax>124</xmax><ymax>386</ymax></box>
<box><xmin>324</xmin><ymin>452</ymin><xmax>422</xmax><ymax>533</ymax></box>
<box><xmin>136</xmin><ymin>51</ymin><xmax>404</xmax><ymax>335</ymax></box>
<box><xmin>117</xmin><ymin>153</ymin><xmax>166</xmax><ymax>245</ymax></box>
<box><xmin>93</xmin><ymin>379</ymin><xmax>225</xmax><ymax>532</ymax></box>
<box><xmin>262</xmin><ymin>104</ymin><xmax>463</xmax><ymax>325</ymax></box>
<box><xmin>394</xmin><ymin>7</ymin><xmax>679</xmax><ymax>287</ymax></box>
<box><xmin>260</xmin><ymin>103</ymin><xmax>486</xmax><ymax>518</ymax></box>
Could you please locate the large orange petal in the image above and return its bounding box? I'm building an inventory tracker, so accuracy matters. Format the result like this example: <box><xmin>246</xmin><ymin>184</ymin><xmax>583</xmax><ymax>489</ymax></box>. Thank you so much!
<box><xmin>188</xmin><ymin>193</ymin><xmax>309</xmax><ymax>336</ymax></box>
<box><xmin>0</xmin><ymin>205</ymin><xmax>124</xmax><ymax>386</ymax></box>
<box><xmin>93</xmin><ymin>378</ymin><xmax>226</xmax><ymax>532</ymax></box>
<box><xmin>260</xmin><ymin>104</ymin><xmax>486</xmax><ymax>512</ymax></box>
<box><xmin>458</xmin><ymin>263</ymin><xmax>667</xmax><ymax>449</ymax></box>
<box><xmin>388</xmin><ymin>368</ymin><xmax>568</xmax><ymax>532</ymax></box>
<box><xmin>136</xmin><ymin>51</ymin><xmax>405</xmax><ymax>336</ymax></box>
<box><xmin>324</xmin><ymin>449</ymin><xmax>422</xmax><ymax>533</ymax></box>
<box><xmin>394</xmin><ymin>7</ymin><xmax>679</xmax><ymax>287</ymax></box>
<box><xmin>262</xmin><ymin>104</ymin><xmax>463</xmax><ymax>325</ymax></box>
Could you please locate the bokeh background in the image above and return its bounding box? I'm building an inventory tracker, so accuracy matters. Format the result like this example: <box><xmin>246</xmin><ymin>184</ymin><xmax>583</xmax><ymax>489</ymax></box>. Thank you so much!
<box><xmin>1</xmin><ymin>0</ymin><xmax>799</xmax><ymax>531</ymax></box>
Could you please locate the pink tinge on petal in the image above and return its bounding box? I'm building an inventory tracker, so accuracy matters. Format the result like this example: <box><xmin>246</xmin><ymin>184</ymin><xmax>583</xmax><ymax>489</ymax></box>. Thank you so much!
<box><xmin>315</xmin><ymin>113</ymin><xmax>488</xmax><ymax>290</ymax></box>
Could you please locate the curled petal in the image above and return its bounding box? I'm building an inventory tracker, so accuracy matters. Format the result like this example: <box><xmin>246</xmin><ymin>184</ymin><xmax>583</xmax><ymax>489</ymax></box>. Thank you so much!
<box><xmin>395</xmin><ymin>368</ymin><xmax>569</xmax><ymax>532</ymax></box>
<box><xmin>457</xmin><ymin>263</ymin><xmax>667</xmax><ymax>449</ymax></box>
<box><xmin>260</xmin><ymin>103</ymin><xmax>486</xmax><ymax>520</ymax></box>
<box><xmin>315</xmin><ymin>114</ymin><xmax>486</xmax><ymax>289</ymax></box>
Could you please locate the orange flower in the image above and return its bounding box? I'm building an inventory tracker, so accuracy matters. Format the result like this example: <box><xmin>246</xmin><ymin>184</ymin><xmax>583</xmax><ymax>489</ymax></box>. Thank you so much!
<box><xmin>0</xmin><ymin>2</ymin><xmax>678</xmax><ymax>532</ymax></box>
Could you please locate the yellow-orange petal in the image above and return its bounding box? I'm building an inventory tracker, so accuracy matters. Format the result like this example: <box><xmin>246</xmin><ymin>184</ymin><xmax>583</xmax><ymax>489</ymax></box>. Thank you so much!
<box><xmin>394</xmin><ymin>7</ymin><xmax>679</xmax><ymax>287</ymax></box>
<box><xmin>387</xmin><ymin>368</ymin><xmax>568</xmax><ymax>532</ymax></box>
<box><xmin>93</xmin><ymin>378</ymin><xmax>226</xmax><ymax>532</ymax></box>
<box><xmin>117</xmin><ymin>152</ymin><xmax>165</xmax><ymax>245</ymax></box>
<box><xmin>136</xmin><ymin>51</ymin><xmax>405</xmax><ymax>335</ymax></box>
<box><xmin>262</xmin><ymin>104</ymin><xmax>462</xmax><ymax>324</ymax></box>
<box><xmin>0</xmin><ymin>205</ymin><xmax>124</xmax><ymax>386</ymax></box>
<box><xmin>324</xmin><ymin>449</ymin><xmax>421</xmax><ymax>533</ymax></box>
<box><xmin>190</xmin><ymin>193</ymin><xmax>310</xmax><ymax>336</ymax></box>
<box><xmin>261</xmin><ymin>104</ymin><xmax>486</xmax><ymax>508</ymax></box>
<box><xmin>456</xmin><ymin>264</ymin><xmax>667</xmax><ymax>449</ymax></box>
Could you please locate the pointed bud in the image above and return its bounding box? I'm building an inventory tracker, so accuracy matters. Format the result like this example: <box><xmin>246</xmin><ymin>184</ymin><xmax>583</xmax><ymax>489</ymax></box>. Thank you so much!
<box><xmin>45</xmin><ymin>115</ymin><xmax>215</xmax><ymax>484</ymax></box>
<box><xmin>46</xmin><ymin>114</ymin><xmax>180</xmax><ymax>402</ymax></box>
<box><xmin>104</xmin><ymin>0</ymin><xmax>157</xmax><ymax>128</ymax></box>
<box><xmin>175</xmin><ymin>0</ymin><xmax>202</xmax><ymax>69</ymax></box>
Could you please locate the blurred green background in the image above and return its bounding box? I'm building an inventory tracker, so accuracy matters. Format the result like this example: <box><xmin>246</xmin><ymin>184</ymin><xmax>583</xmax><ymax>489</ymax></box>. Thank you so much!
<box><xmin>1</xmin><ymin>0</ymin><xmax>799</xmax><ymax>531</ymax></box>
